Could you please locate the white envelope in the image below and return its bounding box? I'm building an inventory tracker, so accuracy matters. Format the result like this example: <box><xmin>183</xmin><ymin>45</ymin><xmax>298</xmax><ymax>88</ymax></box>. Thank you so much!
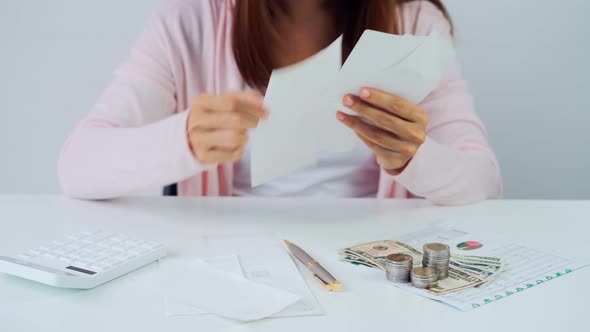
<box><xmin>159</xmin><ymin>256</ymin><xmax>300</xmax><ymax>321</ymax></box>
<box><xmin>161</xmin><ymin>255</ymin><xmax>244</xmax><ymax>316</ymax></box>
<box><xmin>250</xmin><ymin>37</ymin><xmax>343</xmax><ymax>186</ymax></box>
<box><xmin>251</xmin><ymin>30</ymin><xmax>456</xmax><ymax>186</ymax></box>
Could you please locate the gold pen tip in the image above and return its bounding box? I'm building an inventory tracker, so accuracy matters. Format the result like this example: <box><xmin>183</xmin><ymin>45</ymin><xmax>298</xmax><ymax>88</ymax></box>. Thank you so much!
<box><xmin>327</xmin><ymin>281</ymin><xmax>343</xmax><ymax>292</ymax></box>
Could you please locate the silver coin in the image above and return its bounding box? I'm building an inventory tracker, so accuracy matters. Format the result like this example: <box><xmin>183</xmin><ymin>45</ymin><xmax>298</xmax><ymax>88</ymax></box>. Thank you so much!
<box><xmin>422</xmin><ymin>243</ymin><xmax>450</xmax><ymax>281</ymax></box>
<box><xmin>385</xmin><ymin>254</ymin><xmax>413</xmax><ymax>283</ymax></box>
<box><xmin>410</xmin><ymin>267</ymin><xmax>437</xmax><ymax>289</ymax></box>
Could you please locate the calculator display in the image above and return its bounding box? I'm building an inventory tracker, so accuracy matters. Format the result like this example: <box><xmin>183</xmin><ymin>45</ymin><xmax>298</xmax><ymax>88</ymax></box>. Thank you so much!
<box><xmin>66</xmin><ymin>266</ymin><xmax>96</xmax><ymax>275</ymax></box>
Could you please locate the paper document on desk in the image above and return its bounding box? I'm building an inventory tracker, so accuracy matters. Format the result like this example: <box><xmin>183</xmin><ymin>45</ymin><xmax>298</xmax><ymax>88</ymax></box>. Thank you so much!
<box><xmin>159</xmin><ymin>255</ymin><xmax>300</xmax><ymax>321</ymax></box>
<box><xmin>395</xmin><ymin>223</ymin><xmax>589</xmax><ymax>311</ymax></box>
<box><xmin>161</xmin><ymin>255</ymin><xmax>244</xmax><ymax>316</ymax></box>
<box><xmin>199</xmin><ymin>234</ymin><xmax>324</xmax><ymax>318</ymax></box>
<box><xmin>341</xmin><ymin>240</ymin><xmax>505</xmax><ymax>295</ymax></box>
<box><xmin>342</xmin><ymin>222</ymin><xmax>589</xmax><ymax>311</ymax></box>
<box><xmin>251</xmin><ymin>30</ymin><xmax>455</xmax><ymax>186</ymax></box>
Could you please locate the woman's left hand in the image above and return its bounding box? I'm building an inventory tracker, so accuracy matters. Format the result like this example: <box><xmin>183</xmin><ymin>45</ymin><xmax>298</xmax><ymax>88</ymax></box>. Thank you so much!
<box><xmin>337</xmin><ymin>88</ymin><xmax>429</xmax><ymax>175</ymax></box>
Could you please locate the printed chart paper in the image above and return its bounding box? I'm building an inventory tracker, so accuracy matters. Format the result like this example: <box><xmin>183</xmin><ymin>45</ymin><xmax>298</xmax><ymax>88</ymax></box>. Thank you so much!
<box><xmin>394</xmin><ymin>223</ymin><xmax>589</xmax><ymax>311</ymax></box>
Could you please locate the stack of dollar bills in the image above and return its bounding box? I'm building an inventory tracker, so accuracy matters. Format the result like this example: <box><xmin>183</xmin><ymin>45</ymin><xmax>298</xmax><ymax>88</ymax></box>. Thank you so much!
<box><xmin>340</xmin><ymin>240</ymin><xmax>505</xmax><ymax>295</ymax></box>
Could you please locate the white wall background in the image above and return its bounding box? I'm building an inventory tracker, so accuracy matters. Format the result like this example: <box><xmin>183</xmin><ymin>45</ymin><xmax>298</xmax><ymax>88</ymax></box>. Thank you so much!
<box><xmin>0</xmin><ymin>0</ymin><xmax>588</xmax><ymax>198</ymax></box>
<box><xmin>445</xmin><ymin>0</ymin><xmax>590</xmax><ymax>199</ymax></box>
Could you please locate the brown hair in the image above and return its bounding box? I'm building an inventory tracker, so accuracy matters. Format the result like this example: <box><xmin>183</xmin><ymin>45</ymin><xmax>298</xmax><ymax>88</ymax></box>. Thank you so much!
<box><xmin>232</xmin><ymin>0</ymin><xmax>452</xmax><ymax>91</ymax></box>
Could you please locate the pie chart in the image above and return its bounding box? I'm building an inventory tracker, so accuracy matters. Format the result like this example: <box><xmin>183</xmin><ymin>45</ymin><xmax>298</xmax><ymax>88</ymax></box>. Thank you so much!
<box><xmin>457</xmin><ymin>241</ymin><xmax>483</xmax><ymax>250</ymax></box>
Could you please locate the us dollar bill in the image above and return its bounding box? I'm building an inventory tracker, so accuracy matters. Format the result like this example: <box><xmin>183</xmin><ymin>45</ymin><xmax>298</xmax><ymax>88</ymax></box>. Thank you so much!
<box><xmin>341</xmin><ymin>240</ymin><xmax>505</xmax><ymax>294</ymax></box>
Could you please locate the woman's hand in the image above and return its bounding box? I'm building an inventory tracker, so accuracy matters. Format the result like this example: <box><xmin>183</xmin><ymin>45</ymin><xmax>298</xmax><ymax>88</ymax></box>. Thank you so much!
<box><xmin>337</xmin><ymin>88</ymin><xmax>429</xmax><ymax>175</ymax></box>
<box><xmin>187</xmin><ymin>92</ymin><xmax>268</xmax><ymax>164</ymax></box>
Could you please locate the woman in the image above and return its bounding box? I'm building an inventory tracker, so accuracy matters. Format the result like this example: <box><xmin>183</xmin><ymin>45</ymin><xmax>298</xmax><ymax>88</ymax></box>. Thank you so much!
<box><xmin>58</xmin><ymin>0</ymin><xmax>502</xmax><ymax>204</ymax></box>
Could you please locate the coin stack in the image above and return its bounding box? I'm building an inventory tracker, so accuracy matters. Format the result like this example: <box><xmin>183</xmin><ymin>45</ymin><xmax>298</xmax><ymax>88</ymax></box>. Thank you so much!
<box><xmin>422</xmin><ymin>243</ymin><xmax>451</xmax><ymax>280</ymax></box>
<box><xmin>410</xmin><ymin>267</ymin><xmax>438</xmax><ymax>289</ymax></box>
<box><xmin>384</xmin><ymin>253</ymin><xmax>413</xmax><ymax>283</ymax></box>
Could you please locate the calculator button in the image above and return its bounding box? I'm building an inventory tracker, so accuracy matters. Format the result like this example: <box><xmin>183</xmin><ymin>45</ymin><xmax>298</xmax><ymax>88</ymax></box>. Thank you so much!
<box><xmin>96</xmin><ymin>250</ymin><xmax>110</xmax><ymax>258</ymax></box>
<box><xmin>97</xmin><ymin>240</ymin><xmax>114</xmax><ymax>248</ymax></box>
<box><xmin>64</xmin><ymin>253</ymin><xmax>78</xmax><ymax>259</ymax></box>
<box><xmin>96</xmin><ymin>231</ymin><xmax>113</xmax><ymax>238</ymax></box>
<box><xmin>87</xmin><ymin>233</ymin><xmax>110</xmax><ymax>243</ymax></box>
<box><xmin>81</xmin><ymin>238</ymin><xmax>95</xmax><ymax>244</ymax></box>
<box><xmin>117</xmin><ymin>253</ymin><xmax>136</xmax><ymax>261</ymax></box>
<box><xmin>85</xmin><ymin>245</ymin><xmax>102</xmax><ymax>252</ymax></box>
<box><xmin>145</xmin><ymin>241</ymin><xmax>161</xmax><ymax>249</ymax></box>
<box><xmin>92</xmin><ymin>255</ymin><xmax>107</xmax><ymax>263</ymax></box>
<box><xmin>103</xmin><ymin>258</ymin><xmax>122</xmax><ymax>267</ymax></box>
<box><xmin>129</xmin><ymin>247</ymin><xmax>149</xmax><ymax>255</ymax></box>
<box><xmin>139</xmin><ymin>242</ymin><xmax>154</xmax><ymax>249</ymax></box>
<box><xmin>98</xmin><ymin>263</ymin><xmax>111</xmax><ymax>270</ymax></box>
<box><xmin>58</xmin><ymin>256</ymin><xmax>72</xmax><ymax>264</ymax></box>
<box><xmin>80</xmin><ymin>259</ymin><xmax>94</xmax><ymax>266</ymax></box>
<box><xmin>77</xmin><ymin>252</ymin><xmax>92</xmax><ymax>261</ymax></box>
<box><xmin>73</xmin><ymin>260</ymin><xmax>87</xmax><ymax>267</ymax></box>
<box><xmin>89</xmin><ymin>265</ymin><xmax>103</xmax><ymax>272</ymax></box>
<box><xmin>102</xmin><ymin>249</ymin><xmax>118</xmax><ymax>256</ymax></box>
<box><xmin>111</xmin><ymin>235</ymin><xmax>127</xmax><ymax>242</ymax></box>
<box><xmin>18</xmin><ymin>253</ymin><xmax>34</xmax><ymax>260</ymax></box>
<box><xmin>111</xmin><ymin>244</ymin><xmax>126</xmax><ymax>252</ymax></box>
<box><xmin>125</xmin><ymin>240</ymin><xmax>141</xmax><ymax>247</ymax></box>
<box><xmin>82</xmin><ymin>255</ymin><xmax>98</xmax><ymax>262</ymax></box>
<box><xmin>66</xmin><ymin>243</ymin><xmax>82</xmax><ymax>250</ymax></box>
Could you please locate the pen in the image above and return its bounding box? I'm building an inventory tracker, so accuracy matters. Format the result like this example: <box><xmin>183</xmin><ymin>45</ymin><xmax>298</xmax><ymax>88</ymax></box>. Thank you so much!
<box><xmin>283</xmin><ymin>240</ymin><xmax>342</xmax><ymax>292</ymax></box>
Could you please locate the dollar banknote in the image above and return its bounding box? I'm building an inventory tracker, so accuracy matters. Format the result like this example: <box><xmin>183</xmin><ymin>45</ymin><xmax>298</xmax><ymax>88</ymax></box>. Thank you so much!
<box><xmin>340</xmin><ymin>240</ymin><xmax>506</xmax><ymax>294</ymax></box>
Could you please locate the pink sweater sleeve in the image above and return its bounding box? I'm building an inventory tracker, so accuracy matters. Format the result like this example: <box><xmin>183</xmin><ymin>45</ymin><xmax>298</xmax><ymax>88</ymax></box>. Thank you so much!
<box><xmin>58</xmin><ymin>3</ymin><xmax>206</xmax><ymax>199</ymax></box>
<box><xmin>389</xmin><ymin>2</ymin><xmax>503</xmax><ymax>205</ymax></box>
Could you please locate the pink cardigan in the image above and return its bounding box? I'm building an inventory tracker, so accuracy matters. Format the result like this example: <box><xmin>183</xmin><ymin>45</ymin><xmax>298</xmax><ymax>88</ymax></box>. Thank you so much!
<box><xmin>58</xmin><ymin>0</ymin><xmax>502</xmax><ymax>204</ymax></box>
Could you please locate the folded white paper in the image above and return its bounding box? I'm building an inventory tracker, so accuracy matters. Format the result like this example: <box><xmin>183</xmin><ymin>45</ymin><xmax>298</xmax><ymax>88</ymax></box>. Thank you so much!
<box><xmin>250</xmin><ymin>36</ymin><xmax>343</xmax><ymax>187</ymax></box>
<box><xmin>199</xmin><ymin>234</ymin><xmax>325</xmax><ymax>318</ymax></box>
<box><xmin>159</xmin><ymin>256</ymin><xmax>300</xmax><ymax>321</ymax></box>
<box><xmin>251</xmin><ymin>30</ymin><xmax>456</xmax><ymax>186</ymax></box>
<box><xmin>161</xmin><ymin>255</ymin><xmax>244</xmax><ymax>316</ymax></box>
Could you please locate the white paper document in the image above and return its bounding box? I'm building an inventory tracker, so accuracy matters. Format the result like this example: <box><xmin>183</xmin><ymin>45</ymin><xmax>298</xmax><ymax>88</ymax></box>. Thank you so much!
<box><xmin>159</xmin><ymin>255</ymin><xmax>300</xmax><ymax>321</ymax></box>
<box><xmin>199</xmin><ymin>234</ymin><xmax>324</xmax><ymax>318</ymax></box>
<box><xmin>393</xmin><ymin>222</ymin><xmax>589</xmax><ymax>311</ymax></box>
<box><xmin>161</xmin><ymin>255</ymin><xmax>244</xmax><ymax>316</ymax></box>
<box><xmin>251</xmin><ymin>30</ymin><xmax>456</xmax><ymax>186</ymax></box>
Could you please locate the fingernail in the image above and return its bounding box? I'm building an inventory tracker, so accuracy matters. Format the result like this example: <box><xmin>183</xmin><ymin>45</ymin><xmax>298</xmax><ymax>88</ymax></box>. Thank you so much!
<box><xmin>360</xmin><ymin>89</ymin><xmax>371</xmax><ymax>98</ymax></box>
<box><xmin>343</xmin><ymin>96</ymin><xmax>354</xmax><ymax>107</ymax></box>
<box><xmin>336</xmin><ymin>111</ymin><xmax>346</xmax><ymax>121</ymax></box>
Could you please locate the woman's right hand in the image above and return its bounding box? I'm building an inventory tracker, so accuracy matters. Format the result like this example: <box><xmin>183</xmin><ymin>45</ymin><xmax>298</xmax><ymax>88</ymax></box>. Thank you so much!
<box><xmin>187</xmin><ymin>92</ymin><xmax>268</xmax><ymax>164</ymax></box>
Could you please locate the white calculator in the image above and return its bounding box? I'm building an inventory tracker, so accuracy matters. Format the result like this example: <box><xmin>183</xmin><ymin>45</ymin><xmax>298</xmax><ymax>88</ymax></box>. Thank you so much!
<box><xmin>0</xmin><ymin>231</ymin><xmax>166</xmax><ymax>289</ymax></box>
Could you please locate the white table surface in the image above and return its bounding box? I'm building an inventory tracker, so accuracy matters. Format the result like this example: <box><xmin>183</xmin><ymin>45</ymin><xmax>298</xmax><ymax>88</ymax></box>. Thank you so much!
<box><xmin>0</xmin><ymin>195</ymin><xmax>588</xmax><ymax>332</ymax></box>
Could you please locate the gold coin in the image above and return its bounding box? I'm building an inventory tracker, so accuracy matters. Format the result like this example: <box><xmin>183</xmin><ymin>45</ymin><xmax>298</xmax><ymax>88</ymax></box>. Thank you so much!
<box><xmin>386</xmin><ymin>253</ymin><xmax>412</xmax><ymax>263</ymax></box>
<box><xmin>424</xmin><ymin>243</ymin><xmax>449</xmax><ymax>252</ymax></box>
<box><xmin>412</xmin><ymin>267</ymin><xmax>435</xmax><ymax>277</ymax></box>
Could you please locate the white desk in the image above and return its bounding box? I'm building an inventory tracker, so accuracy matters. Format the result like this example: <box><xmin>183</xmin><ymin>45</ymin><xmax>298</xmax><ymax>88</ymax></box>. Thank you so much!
<box><xmin>0</xmin><ymin>195</ymin><xmax>587</xmax><ymax>332</ymax></box>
